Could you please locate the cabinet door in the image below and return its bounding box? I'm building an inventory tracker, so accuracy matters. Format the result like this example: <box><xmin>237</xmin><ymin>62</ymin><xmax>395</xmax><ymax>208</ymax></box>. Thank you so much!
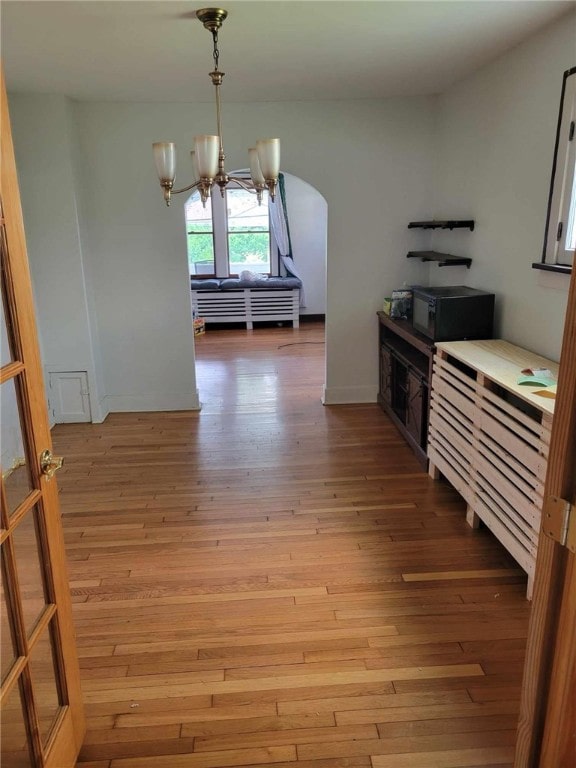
<box><xmin>391</xmin><ymin>354</ymin><xmax>408</xmax><ymax>421</ymax></box>
<box><xmin>379</xmin><ymin>346</ymin><xmax>392</xmax><ymax>404</ymax></box>
<box><xmin>406</xmin><ymin>370</ymin><xmax>425</xmax><ymax>447</ymax></box>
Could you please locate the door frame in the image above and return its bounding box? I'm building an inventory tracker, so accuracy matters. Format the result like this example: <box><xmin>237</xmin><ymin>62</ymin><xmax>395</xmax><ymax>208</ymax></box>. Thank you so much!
<box><xmin>514</xmin><ymin>262</ymin><xmax>576</xmax><ymax>765</ymax></box>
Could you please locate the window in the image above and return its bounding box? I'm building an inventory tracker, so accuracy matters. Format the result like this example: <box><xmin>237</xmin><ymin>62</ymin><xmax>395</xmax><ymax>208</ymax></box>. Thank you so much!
<box><xmin>227</xmin><ymin>188</ymin><xmax>272</xmax><ymax>275</ymax></box>
<box><xmin>537</xmin><ymin>67</ymin><xmax>576</xmax><ymax>272</ymax></box>
<box><xmin>185</xmin><ymin>181</ymin><xmax>275</xmax><ymax>277</ymax></box>
<box><xmin>185</xmin><ymin>195</ymin><xmax>215</xmax><ymax>276</ymax></box>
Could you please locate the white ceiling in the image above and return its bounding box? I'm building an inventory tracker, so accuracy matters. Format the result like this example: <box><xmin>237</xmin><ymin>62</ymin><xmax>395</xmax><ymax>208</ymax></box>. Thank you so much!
<box><xmin>2</xmin><ymin>1</ymin><xmax>574</xmax><ymax>103</ymax></box>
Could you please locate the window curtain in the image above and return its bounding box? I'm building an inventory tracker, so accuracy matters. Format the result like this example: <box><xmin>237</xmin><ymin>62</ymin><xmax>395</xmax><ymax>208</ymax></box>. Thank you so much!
<box><xmin>269</xmin><ymin>174</ymin><xmax>306</xmax><ymax>307</ymax></box>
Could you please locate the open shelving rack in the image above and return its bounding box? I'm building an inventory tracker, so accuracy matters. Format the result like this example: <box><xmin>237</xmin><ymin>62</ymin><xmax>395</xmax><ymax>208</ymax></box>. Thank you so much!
<box><xmin>408</xmin><ymin>220</ymin><xmax>475</xmax><ymax>231</ymax></box>
<box><xmin>407</xmin><ymin>219</ymin><xmax>475</xmax><ymax>268</ymax></box>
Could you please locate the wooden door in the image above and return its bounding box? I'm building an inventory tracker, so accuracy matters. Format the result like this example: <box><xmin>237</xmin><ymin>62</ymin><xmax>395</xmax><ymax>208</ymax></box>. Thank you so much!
<box><xmin>514</xmin><ymin>254</ymin><xmax>576</xmax><ymax>764</ymax></box>
<box><xmin>0</xmin><ymin>70</ymin><xmax>85</xmax><ymax>767</ymax></box>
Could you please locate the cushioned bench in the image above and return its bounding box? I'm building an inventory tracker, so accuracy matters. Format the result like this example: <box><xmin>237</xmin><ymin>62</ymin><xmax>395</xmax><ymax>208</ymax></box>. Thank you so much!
<box><xmin>191</xmin><ymin>277</ymin><xmax>301</xmax><ymax>329</ymax></box>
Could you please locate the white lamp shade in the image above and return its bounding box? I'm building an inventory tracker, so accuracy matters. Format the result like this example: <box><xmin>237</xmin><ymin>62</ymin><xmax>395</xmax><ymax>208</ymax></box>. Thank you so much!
<box><xmin>153</xmin><ymin>142</ymin><xmax>176</xmax><ymax>184</ymax></box>
<box><xmin>194</xmin><ymin>135</ymin><xmax>219</xmax><ymax>178</ymax></box>
<box><xmin>249</xmin><ymin>148</ymin><xmax>265</xmax><ymax>185</ymax></box>
<box><xmin>256</xmin><ymin>138</ymin><xmax>280</xmax><ymax>180</ymax></box>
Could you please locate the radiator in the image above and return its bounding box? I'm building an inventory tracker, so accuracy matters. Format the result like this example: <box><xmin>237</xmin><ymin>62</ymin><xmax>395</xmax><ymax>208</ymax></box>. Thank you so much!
<box><xmin>191</xmin><ymin>288</ymin><xmax>300</xmax><ymax>330</ymax></box>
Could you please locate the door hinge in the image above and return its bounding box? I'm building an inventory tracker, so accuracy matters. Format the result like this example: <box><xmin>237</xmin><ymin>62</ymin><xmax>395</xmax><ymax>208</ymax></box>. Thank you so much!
<box><xmin>543</xmin><ymin>495</ymin><xmax>576</xmax><ymax>553</ymax></box>
<box><xmin>569</xmin><ymin>120</ymin><xmax>575</xmax><ymax>141</ymax></box>
<box><xmin>557</xmin><ymin>221</ymin><xmax>563</xmax><ymax>241</ymax></box>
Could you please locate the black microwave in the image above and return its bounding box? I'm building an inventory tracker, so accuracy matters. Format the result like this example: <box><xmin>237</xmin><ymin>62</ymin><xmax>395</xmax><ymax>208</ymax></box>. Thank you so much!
<box><xmin>411</xmin><ymin>285</ymin><xmax>495</xmax><ymax>342</ymax></box>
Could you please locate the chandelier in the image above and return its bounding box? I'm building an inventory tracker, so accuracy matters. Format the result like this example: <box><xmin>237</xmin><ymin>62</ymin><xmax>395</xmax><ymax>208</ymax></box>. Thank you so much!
<box><xmin>152</xmin><ymin>7</ymin><xmax>280</xmax><ymax>207</ymax></box>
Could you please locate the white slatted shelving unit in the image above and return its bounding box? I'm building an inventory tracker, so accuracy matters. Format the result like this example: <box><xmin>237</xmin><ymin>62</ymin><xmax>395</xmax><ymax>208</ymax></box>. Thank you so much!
<box><xmin>427</xmin><ymin>339</ymin><xmax>557</xmax><ymax>599</ymax></box>
<box><xmin>191</xmin><ymin>288</ymin><xmax>300</xmax><ymax>330</ymax></box>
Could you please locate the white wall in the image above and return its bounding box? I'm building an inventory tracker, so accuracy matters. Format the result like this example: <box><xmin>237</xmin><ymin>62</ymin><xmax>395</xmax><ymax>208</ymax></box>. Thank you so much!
<box><xmin>8</xmin><ymin>95</ymin><xmax>435</xmax><ymax>409</ymax></box>
<box><xmin>8</xmin><ymin>94</ymin><xmax>106</xmax><ymax>421</ymax></box>
<box><xmin>321</xmin><ymin>99</ymin><xmax>433</xmax><ymax>403</ymax></box>
<box><xmin>14</xmin><ymin>97</ymin><xmax>200</xmax><ymax>414</ymax></box>
<box><xmin>283</xmin><ymin>173</ymin><xmax>327</xmax><ymax>315</ymax></box>
<box><xmin>67</xmin><ymin>97</ymin><xmax>434</xmax><ymax>406</ymax></box>
<box><xmin>430</xmin><ymin>10</ymin><xmax>576</xmax><ymax>362</ymax></box>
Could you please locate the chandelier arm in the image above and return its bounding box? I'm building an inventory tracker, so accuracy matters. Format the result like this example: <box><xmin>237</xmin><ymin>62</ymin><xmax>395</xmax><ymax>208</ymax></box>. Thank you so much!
<box><xmin>228</xmin><ymin>176</ymin><xmax>258</xmax><ymax>192</ymax></box>
<box><xmin>171</xmin><ymin>175</ymin><xmax>256</xmax><ymax>198</ymax></box>
<box><xmin>170</xmin><ymin>179</ymin><xmax>204</xmax><ymax>196</ymax></box>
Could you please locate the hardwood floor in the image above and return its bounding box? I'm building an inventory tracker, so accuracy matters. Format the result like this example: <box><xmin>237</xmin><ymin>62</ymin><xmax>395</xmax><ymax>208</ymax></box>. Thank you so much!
<box><xmin>52</xmin><ymin>322</ymin><xmax>531</xmax><ymax>767</ymax></box>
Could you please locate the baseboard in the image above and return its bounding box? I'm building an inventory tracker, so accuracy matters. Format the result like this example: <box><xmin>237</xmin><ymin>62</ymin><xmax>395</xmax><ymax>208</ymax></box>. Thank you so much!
<box><xmin>103</xmin><ymin>390</ymin><xmax>201</xmax><ymax>413</ymax></box>
<box><xmin>90</xmin><ymin>398</ymin><xmax>109</xmax><ymax>423</ymax></box>
<box><xmin>202</xmin><ymin>314</ymin><xmax>324</xmax><ymax>330</ymax></box>
<box><xmin>322</xmin><ymin>385</ymin><xmax>378</xmax><ymax>405</ymax></box>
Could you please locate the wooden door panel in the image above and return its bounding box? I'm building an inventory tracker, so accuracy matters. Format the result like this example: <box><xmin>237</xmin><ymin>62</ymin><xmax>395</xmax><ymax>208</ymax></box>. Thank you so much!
<box><xmin>0</xmin><ymin>67</ymin><xmax>85</xmax><ymax>768</ymax></box>
<box><xmin>1</xmin><ymin>375</ymin><xmax>35</xmax><ymax>516</ymax></box>
<box><xmin>10</xmin><ymin>505</ymin><xmax>50</xmax><ymax>637</ymax></box>
<box><xmin>1</xmin><ymin>559</ymin><xmax>17</xmax><ymax>682</ymax></box>
<box><xmin>1</xmin><ymin>683</ymin><xmax>33</xmax><ymax>767</ymax></box>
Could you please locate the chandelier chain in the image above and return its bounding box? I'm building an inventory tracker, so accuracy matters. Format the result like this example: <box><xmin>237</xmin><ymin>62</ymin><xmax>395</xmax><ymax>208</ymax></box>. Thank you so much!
<box><xmin>212</xmin><ymin>29</ymin><xmax>220</xmax><ymax>71</ymax></box>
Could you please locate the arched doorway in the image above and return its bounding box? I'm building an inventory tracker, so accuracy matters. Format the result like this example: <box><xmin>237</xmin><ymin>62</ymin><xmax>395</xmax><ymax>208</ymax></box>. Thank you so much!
<box><xmin>185</xmin><ymin>172</ymin><xmax>328</xmax><ymax>404</ymax></box>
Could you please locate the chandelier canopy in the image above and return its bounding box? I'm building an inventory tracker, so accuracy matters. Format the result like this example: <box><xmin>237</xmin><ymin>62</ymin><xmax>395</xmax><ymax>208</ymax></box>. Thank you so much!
<box><xmin>153</xmin><ymin>7</ymin><xmax>280</xmax><ymax>207</ymax></box>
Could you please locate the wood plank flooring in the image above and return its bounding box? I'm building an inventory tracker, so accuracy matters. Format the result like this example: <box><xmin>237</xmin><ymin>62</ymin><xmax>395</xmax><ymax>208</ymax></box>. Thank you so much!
<box><xmin>52</xmin><ymin>322</ymin><xmax>531</xmax><ymax>767</ymax></box>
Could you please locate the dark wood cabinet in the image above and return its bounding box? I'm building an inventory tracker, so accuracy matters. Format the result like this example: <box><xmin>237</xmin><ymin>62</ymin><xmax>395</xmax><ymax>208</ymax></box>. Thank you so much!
<box><xmin>377</xmin><ymin>312</ymin><xmax>434</xmax><ymax>466</ymax></box>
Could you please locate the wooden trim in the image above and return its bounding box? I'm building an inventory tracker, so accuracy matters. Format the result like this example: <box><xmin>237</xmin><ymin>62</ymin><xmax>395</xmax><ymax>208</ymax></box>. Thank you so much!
<box><xmin>0</xmin><ymin>654</ymin><xmax>26</xmax><ymax>703</ymax></box>
<box><xmin>532</xmin><ymin>262</ymin><xmax>572</xmax><ymax>275</ymax></box>
<box><xmin>515</xmin><ymin>243</ymin><xmax>576</xmax><ymax>765</ymax></box>
<box><xmin>27</xmin><ymin>603</ymin><xmax>58</xmax><ymax>653</ymax></box>
<box><xmin>540</xmin><ymin>558</ymin><xmax>576</xmax><ymax>763</ymax></box>
<box><xmin>7</xmin><ymin>489</ymin><xmax>43</xmax><ymax>530</ymax></box>
<box><xmin>0</xmin><ymin>359</ymin><xmax>25</xmax><ymax>383</ymax></box>
<box><xmin>377</xmin><ymin>312</ymin><xmax>434</xmax><ymax>358</ymax></box>
<box><xmin>19</xmin><ymin>661</ymin><xmax>44</xmax><ymax>765</ymax></box>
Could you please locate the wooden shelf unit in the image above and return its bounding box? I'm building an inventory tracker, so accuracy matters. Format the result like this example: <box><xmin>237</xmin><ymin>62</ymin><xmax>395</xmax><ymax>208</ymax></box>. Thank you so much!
<box><xmin>406</xmin><ymin>250</ymin><xmax>472</xmax><ymax>268</ymax></box>
<box><xmin>407</xmin><ymin>218</ymin><xmax>475</xmax><ymax>267</ymax></box>
<box><xmin>408</xmin><ymin>220</ymin><xmax>475</xmax><ymax>231</ymax></box>
<box><xmin>427</xmin><ymin>339</ymin><xmax>558</xmax><ymax>598</ymax></box>
<box><xmin>377</xmin><ymin>312</ymin><xmax>435</xmax><ymax>466</ymax></box>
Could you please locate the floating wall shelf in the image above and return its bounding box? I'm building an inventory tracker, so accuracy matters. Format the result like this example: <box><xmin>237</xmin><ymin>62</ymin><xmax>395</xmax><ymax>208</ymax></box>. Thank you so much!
<box><xmin>407</xmin><ymin>250</ymin><xmax>472</xmax><ymax>268</ymax></box>
<box><xmin>408</xmin><ymin>220</ymin><xmax>475</xmax><ymax>231</ymax></box>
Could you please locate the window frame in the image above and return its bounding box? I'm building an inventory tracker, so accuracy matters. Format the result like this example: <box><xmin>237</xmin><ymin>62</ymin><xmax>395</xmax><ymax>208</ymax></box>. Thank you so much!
<box><xmin>185</xmin><ymin>195</ymin><xmax>217</xmax><ymax>278</ymax></box>
<box><xmin>186</xmin><ymin>177</ymin><xmax>278</xmax><ymax>279</ymax></box>
<box><xmin>225</xmin><ymin>184</ymin><xmax>275</xmax><ymax>277</ymax></box>
<box><xmin>535</xmin><ymin>66</ymin><xmax>576</xmax><ymax>274</ymax></box>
